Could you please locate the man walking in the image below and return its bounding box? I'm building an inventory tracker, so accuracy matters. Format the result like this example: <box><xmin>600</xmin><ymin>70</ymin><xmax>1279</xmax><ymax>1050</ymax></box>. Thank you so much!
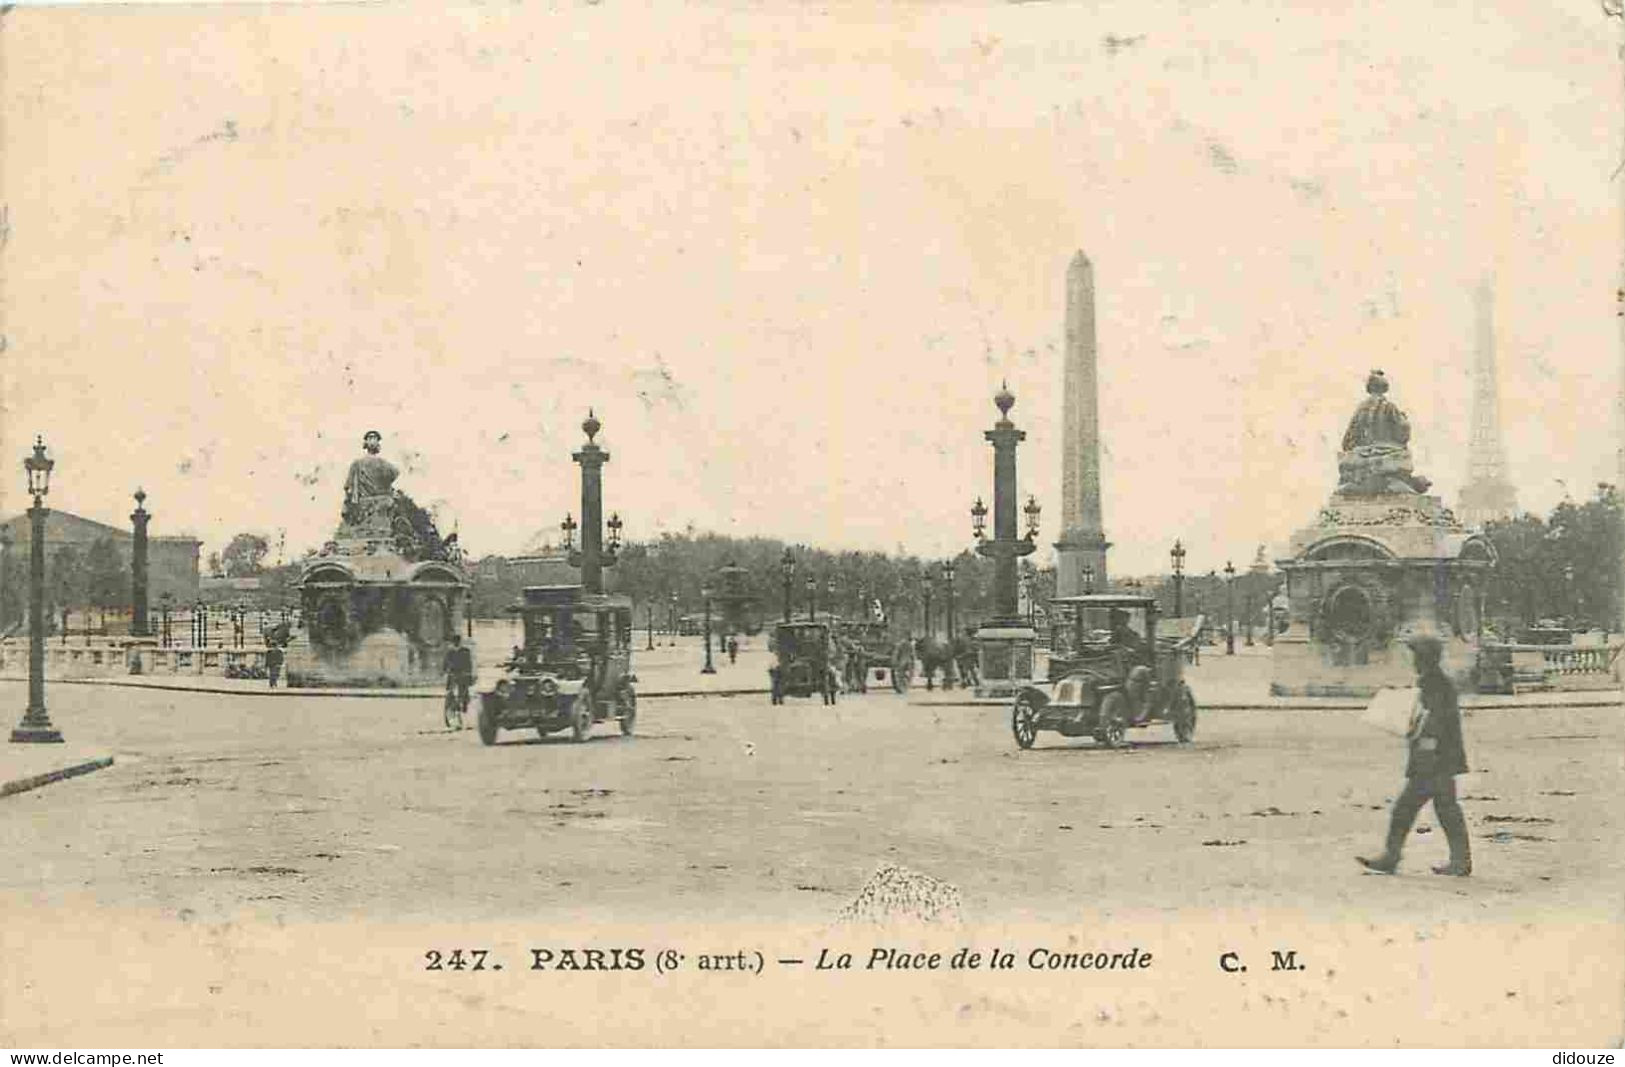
<box><xmin>265</xmin><ymin>641</ymin><xmax>285</xmax><ymax>689</ymax></box>
<box><xmin>1358</xmin><ymin>634</ymin><xmax>1472</xmax><ymax>876</ymax></box>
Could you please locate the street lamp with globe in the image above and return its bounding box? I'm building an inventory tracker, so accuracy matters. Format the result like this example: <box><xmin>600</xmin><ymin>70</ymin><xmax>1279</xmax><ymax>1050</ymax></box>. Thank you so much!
<box><xmin>700</xmin><ymin>584</ymin><xmax>716</xmax><ymax>675</ymax></box>
<box><xmin>12</xmin><ymin>437</ymin><xmax>61</xmax><ymax>743</ymax></box>
<box><xmin>779</xmin><ymin>547</ymin><xmax>795</xmax><ymax>623</ymax></box>
<box><xmin>1170</xmin><ymin>539</ymin><xmax>1187</xmax><ymax>617</ymax></box>
<box><xmin>1223</xmin><ymin>560</ymin><xmax>1237</xmax><ymax>655</ymax></box>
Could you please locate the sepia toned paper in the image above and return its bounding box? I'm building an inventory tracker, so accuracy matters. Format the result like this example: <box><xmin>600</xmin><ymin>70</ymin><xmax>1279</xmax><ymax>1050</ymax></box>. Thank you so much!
<box><xmin>1</xmin><ymin>0</ymin><xmax>1622</xmax><ymax>1048</ymax></box>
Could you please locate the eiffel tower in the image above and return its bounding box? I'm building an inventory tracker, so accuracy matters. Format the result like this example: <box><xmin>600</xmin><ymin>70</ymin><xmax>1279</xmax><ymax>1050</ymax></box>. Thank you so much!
<box><xmin>1457</xmin><ymin>277</ymin><xmax>1518</xmax><ymax>526</ymax></box>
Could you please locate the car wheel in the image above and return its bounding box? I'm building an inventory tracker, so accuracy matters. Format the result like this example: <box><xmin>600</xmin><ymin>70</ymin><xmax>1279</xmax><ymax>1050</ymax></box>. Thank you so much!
<box><xmin>618</xmin><ymin>685</ymin><xmax>637</xmax><ymax>736</ymax></box>
<box><xmin>570</xmin><ymin>692</ymin><xmax>594</xmax><ymax>743</ymax></box>
<box><xmin>1098</xmin><ymin>691</ymin><xmax>1128</xmax><ymax>748</ymax></box>
<box><xmin>477</xmin><ymin>697</ymin><xmax>499</xmax><ymax>747</ymax></box>
<box><xmin>1012</xmin><ymin>695</ymin><xmax>1039</xmax><ymax>750</ymax></box>
<box><xmin>1173</xmin><ymin>684</ymin><xmax>1197</xmax><ymax>743</ymax></box>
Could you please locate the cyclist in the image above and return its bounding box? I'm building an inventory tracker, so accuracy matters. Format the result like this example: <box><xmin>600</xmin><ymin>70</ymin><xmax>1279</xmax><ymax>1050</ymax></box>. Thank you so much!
<box><xmin>442</xmin><ymin>634</ymin><xmax>474</xmax><ymax>721</ymax></box>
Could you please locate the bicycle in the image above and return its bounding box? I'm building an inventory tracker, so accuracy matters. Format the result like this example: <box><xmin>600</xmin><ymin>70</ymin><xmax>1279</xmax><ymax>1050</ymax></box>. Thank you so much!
<box><xmin>444</xmin><ymin>676</ymin><xmax>470</xmax><ymax>731</ymax></box>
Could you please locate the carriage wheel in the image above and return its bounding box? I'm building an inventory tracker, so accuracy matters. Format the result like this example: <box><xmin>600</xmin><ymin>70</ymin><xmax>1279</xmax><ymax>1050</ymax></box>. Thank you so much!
<box><xmin>570</xmin><ymin>692</ymin><xmax>595</xmax><ymax>743</ymax></box>
<box><xmin>1173</xmin><ymin>684</ymin><xmax>1197</xmax><ymax>743</ymax></box>
<box><xmin>1097</xmin><ymin>692</ymin><xmax>1128</xmax><ymax>748</ymax></box>
<box><xmin>476</xmin><ymin>698</ymin><xmax>499</xmax><ymax>747</ymax></box>
<box><xmin>618</xmin><ymin>685</ymin><xmax>638</xmax><ymax>736</ymax></box>
<box><xmin>1012</xmin><ymin>694</ymin><xmax>1039</xmax><ymax>750</ymax></box>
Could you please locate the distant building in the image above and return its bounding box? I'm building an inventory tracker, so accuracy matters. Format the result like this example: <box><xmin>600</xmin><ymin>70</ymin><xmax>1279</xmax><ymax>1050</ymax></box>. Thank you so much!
<box><xmin>0</xmin><ymin>508</ymin><xmax>201</xmax><ymax>608</ymax></box>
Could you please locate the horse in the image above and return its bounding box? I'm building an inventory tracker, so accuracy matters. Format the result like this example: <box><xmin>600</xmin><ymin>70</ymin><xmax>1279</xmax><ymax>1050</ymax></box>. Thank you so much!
<box><xmin>951</xmin><ymin>634</ymin><xmax>980</xmax><ymax>688</ymax></box>
<box><xmin>913</xmin><ymin>636</ymin><xmax>957</xmax><ymax>691</ymax></box>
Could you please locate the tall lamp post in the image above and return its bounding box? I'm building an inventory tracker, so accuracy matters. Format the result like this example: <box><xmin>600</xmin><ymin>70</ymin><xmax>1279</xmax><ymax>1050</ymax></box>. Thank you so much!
<box><xmin>645</xmin><ymin>602</ymin><xmax>655</xmax><ymax>651</ymax></box>
<box><xmin>1170</xmin><ymin>539</ymin><xmax>1186</xmax><ymax>618</ymax></box>
<box><xmin>562</xmin><ymin>410</ymin><xmax>622</xmax><ymax>596</ymax></box>
<box><xmin>921</xmin><ymin>574</ymin><xmax>934</xmax><ymax>638</ymax></box>
<box><xmin>668</xmin><ymin>591</ymin><xmax>678</xmax><ymax>647</ymax></box>
<box><xmin>130</xmin><ymin>488</ymin><xmax>151</xmax><ymax>637</ymax></box>
<box><xmin>779</xmin><ymin>547</ymin><xmax>795</xmax><ymax>623</ymax></box>
<box><xmin>12</xmin><ymin>437</ymin><xmax>61</xmax><ymax>743</ymax></box>
<box><xmin>805</xmin><ymin>574</ymin><xmax>817</xmax><ymax>621</ymax></box>
<box><xmin>160</xmin><ymin>592</ymin><xmax>174</xmax><ymax>649</ymax></box>
<box><xmin>1224</xmin><ymin>560</ymin><xmax>1237</xmax><ymax>655</ymax></box>
<box><xmin>0</xmin><ymin>524</ymin><xmax>11</xmax><ymax>638</ymax></box>
<box><xmin>825</xmin><ymin>577</ymin><xmax>837</xmax><ymax>623</ymax></box>
<box><xmin>700</xmin><ymin>584</ymin><xmax>716</xmax><ymax>674</ymax></box>
<box><xmin>942</xmin><ymin>559</ymin><xmax>957</xmax><ymax>688</ymax></box>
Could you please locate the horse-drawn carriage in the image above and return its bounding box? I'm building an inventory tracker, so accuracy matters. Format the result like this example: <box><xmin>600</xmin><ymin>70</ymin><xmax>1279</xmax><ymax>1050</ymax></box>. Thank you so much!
<box><xmin>1010</xmin><ymin>594</ymin><xmax>1198</xmax><ymax>749</ymax></box>
<box><xmin>769</xmin><ymin>620</ymin><xmax>839</xmax><ymax>704</ymax></box>
<box><xmin>833</xmin><ymin>620</ymin><xmax>915</xmax><ymax>693</ymax></box>
<box><xmin>476</xmin><ymin>585</ymin><xmax>638</xmax><ymax>744</ymax></box>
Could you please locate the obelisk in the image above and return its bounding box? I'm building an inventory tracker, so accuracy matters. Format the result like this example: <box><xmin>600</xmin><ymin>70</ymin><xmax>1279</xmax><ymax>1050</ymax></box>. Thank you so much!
<box><xmin>1055</xmin><ymin>251</ymin><xmax>1110</xmax><ymax>595</ymax></box>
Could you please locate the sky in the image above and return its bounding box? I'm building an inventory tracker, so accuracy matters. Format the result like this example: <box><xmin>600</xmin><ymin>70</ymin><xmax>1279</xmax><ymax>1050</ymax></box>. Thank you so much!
<box><xmin>1</xmin><ymin>0</ymin><xmax>1620</xmax><ymax>577</ymax></box>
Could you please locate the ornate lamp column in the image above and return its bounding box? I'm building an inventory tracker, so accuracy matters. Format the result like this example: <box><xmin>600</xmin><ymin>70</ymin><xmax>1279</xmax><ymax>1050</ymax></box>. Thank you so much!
<box><xmin>941</xmin><ymin>559</ymin><xmax>957</xmax><ymax>690</ymax></box>
<box><xmin>0</xmin><ymin>524</ymin><xmax>11</xmax><ymax>638</ymax></box>
<box><xmin>970</xmin><ymin>383</ymin><xmax>1041</xmax><ymax>698</ymax></box>
<box><xmin>805</xmin><ymin>575</ymin><xmax>816</xmax><ymax>621</ymax></box>
<box><xmin>1170</xmin><ymin>539</ymin><xmax>1186</xmax><ymax>618</ymax></box>
<box><xmin>12</xmin><ymin>437</ymin><xmax>62</xmax><ymax>743</ymax></box>
<box><xmin>1224</xmin><ymin>560</ymin><xmax>1237</xmax><ymax>655</ymax></box>
<box><xmin>780</xmin><ymin>548</ymin><xmax>795</xmax><ymax>623</ymax></box>
<box><xmin>700</xmin><ymin>584</ymin><xmax>716</xmax><ymax>674</ymax></box>
<box><xmin>565</xmin><ymin>410</ymin><xmax>620</xmax><ymax>595</ymax></box>
<box><xmin>130</xmin><ymin>489</ymin><xmax>151</xmax><ymax>637</ymax></box>
<box><xmin>921</xmin><ymin>574</ymin><xmax>933</xmax><ymax>637</ymax></box>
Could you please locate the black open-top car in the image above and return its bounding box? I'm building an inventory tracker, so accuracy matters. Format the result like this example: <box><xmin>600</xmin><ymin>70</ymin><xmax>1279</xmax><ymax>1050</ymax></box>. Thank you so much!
<box><xmin>477</xmin><ymin>585</ymin><xmax>637</xmax><ymax>745</ymax></box>
<box><xmin>1011</xmin><ymin>594</ymin><xmax>1198</xmax><ymax>749</ymax></box>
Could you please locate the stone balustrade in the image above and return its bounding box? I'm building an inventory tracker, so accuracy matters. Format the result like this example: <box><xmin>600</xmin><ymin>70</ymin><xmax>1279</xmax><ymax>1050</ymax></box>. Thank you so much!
<box><xmin>0</xmin><ymin>637</ymin><xmax>273</xmax><ymax>679</ymax></box>
<box><xmin>1479</xmin><ymin>642</ymin><xmax>1622</xmax><ymax>693</ymax></box>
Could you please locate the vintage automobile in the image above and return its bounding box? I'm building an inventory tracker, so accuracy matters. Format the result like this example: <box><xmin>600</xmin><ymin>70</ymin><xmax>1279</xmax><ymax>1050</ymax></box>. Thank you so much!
<box><xmin>476</xmin><ymin>585</ymin><xmax>637</xmax><ymax>745</ymax></box>
<box><xmin>833</xmin><ymin>619</ymin><xmax>915</xmax><ymax>693</ymax></box>
<box><xmin>1010</xmin><ymin>594</ymin><xmax>1198</xmax><ymax>749</ymax></box>
<box><xmin>768</xmin><ymin>620</ymin><xmax>838</xmax><ymax>704</ymax></box>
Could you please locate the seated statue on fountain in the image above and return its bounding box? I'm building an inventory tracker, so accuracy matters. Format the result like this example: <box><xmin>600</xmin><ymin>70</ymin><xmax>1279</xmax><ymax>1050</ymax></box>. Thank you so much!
<box><xmin>341</xmin><ymin>430</ymin><xmax>400</xmax><ymax>537</ymax></box>
<box><xmin>1336</xmin><ymin>370</ymin><xmax>1431</xmax><ymax>495</ymax></box>
<box><xmin>334</xmin><ymin>430</ymin><xmax>452</xmax><ymax>562</ymax></box>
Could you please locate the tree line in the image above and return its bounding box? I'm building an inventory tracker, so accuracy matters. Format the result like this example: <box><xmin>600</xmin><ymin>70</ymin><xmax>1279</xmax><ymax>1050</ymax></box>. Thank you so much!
<box><xmin>18</xmin><ymin>481</ymin><xmax>1612</xmax><ymax>639</ymax></box>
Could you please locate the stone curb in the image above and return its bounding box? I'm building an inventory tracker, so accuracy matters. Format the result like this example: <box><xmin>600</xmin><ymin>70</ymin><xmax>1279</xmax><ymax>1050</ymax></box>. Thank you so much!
<box><xmin>907</xmin><ymin>697</ymin><xmax>1622</xmax><ymax>711</ymax></box>
<box><xmin>1</xmin><ymin>756</ymin><xmax>115</xmax><ymax>799</ymax></box>
<box><xmin>0</xmin><ymin>675</ymin><xmax>774</xmax><ymax>701</ymax></box>
<box><xmin>4</xmin><ymin>674</ymin><xmax>1618</xmax><ymax>710</ymax></box>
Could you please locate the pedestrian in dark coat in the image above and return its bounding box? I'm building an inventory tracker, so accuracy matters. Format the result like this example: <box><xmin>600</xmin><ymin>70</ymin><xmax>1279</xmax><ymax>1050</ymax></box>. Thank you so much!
<box><xmin>265</xmin><ymin>643</ymin><xmax>285</xmax><ymax>689</ymax></box>
<box><xmin>1358</xmin><ymin>634</ymin><xmax>1472</xmax><ymax>876</ymax></box>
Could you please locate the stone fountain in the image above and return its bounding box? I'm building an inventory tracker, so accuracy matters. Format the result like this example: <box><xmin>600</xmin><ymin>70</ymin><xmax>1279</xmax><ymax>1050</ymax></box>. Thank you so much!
<box><xmin>284</xmin><ymin>431</ymin><xmax>470</xmax><ymax>688</ymax></box>
<box><xmin>1272</xmin><ymin>371</ymin><xmax>1497</xmax><ymax>696</ymax></box>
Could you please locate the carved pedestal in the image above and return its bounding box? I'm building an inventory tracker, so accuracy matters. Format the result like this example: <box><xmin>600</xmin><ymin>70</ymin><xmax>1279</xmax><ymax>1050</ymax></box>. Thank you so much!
<box><xmin>284</xmin><ymin>542</ymin><xmax>470</xmax><ymax>688</ymax></box>
<box><xmin>1271</xmin><ymin>494</ymin><xmax>1496</xmax><ymax>697</ymax></box>
<box><xmin>974</xmin><ymin>623</ymin><xmax>1037</xmax><ymax>699</ymax></box>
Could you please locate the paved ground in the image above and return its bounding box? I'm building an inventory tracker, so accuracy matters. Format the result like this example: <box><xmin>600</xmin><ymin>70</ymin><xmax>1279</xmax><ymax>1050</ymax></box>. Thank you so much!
<box><xmin>1</xmin><ymin>676</ymin><xmax>1618</xmax><ymax>928</ymax></box>
<box><xmin>3</xmin><ymin>676</ymin><xmax>1621</xmax><ymax>1046</ymax></box>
